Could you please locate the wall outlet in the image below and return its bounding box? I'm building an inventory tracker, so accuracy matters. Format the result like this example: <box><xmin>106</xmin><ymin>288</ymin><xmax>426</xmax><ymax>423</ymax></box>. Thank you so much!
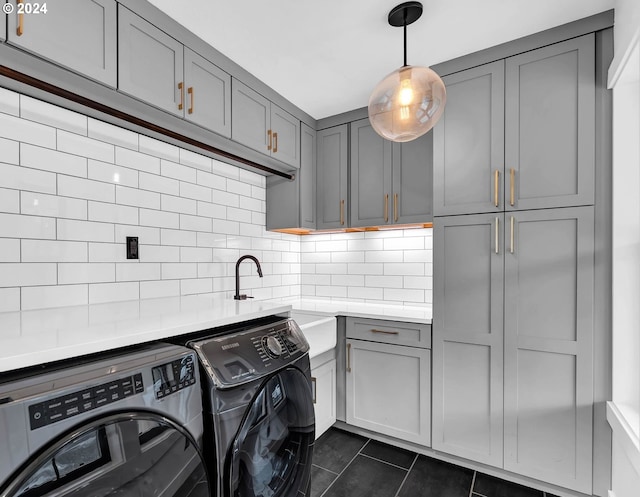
<box><xmin>126</xmin><ymin>237</ymin><xmax>139</xmax><ymax>259</ymax></box>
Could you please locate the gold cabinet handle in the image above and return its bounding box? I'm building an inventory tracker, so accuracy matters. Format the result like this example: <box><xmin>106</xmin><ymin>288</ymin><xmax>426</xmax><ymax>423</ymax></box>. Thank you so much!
<box><xmin>510</xmin><ymin>168</ymin><xmax>515</xmax><ymax>206</ymax></box>
<box><xmin>494</xmin><ymin>169</ymin><xmax>500</xmax><ymax>207</ymax></box>
<box><xmin>273</xmin><ymin>132</ymin><xmax>278</xmax><ymax>153</ymax></box>
<box><xmin>187</xmin><ymin>86</ymin><xmax>194</xmax><ymax>114</ymax></box>
<box><xmin>495</xmin><ymin>217</ymin><xmax>500</xmax><ymax>254</ymax></box>
<box><xmin>384</xmin><ymin>194</ymin><xmax>389</xmax><ymax>222</ymax></box>
<box><xmin>311</xmin><ymin>376</ymin><xmax>317</xmax><ymax>404</ymax></box>
<box><xmin>178</xmin><ymin>82</ymin><xmax>184</xmax><ymax>110</ymax></box>
<box><xmin>510</xmin><ymin>216</ymin><xmax>515</xmax><ymax>254</ymax></box>
<box><xmin>371</xmin><ymin>329</ymin><xmax>399</xmax><ymax>335</ymax></box>
<box><xmin>267</xmin><ymin>129</ymin><xmax>272</xmax><ymax>151</ymax></box>
<box><xmin>17</xmin><ymin>0</ymin><xmax>24</xmax><ymax>36</ymax></box>
<box><xmin>346</xmin><ymin>343</ymin><xmax>351</xmax><ymax>372</ymax></box>
<box><xmin>394</xmin><ymin>193</ymin><xmax>398</xmax><ymax>222</ymax></box>
<box><xmin>340</xmin><ymin>199</ymin><xmax>345</xmax><ymax>226</ymax></box>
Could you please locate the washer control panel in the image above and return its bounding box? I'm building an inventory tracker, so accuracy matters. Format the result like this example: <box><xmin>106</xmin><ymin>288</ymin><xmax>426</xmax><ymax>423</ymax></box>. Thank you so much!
<box><xmin>151</xmin><ymin>354</ymin><xmax>196</xmax><ymax>399</ymax></box>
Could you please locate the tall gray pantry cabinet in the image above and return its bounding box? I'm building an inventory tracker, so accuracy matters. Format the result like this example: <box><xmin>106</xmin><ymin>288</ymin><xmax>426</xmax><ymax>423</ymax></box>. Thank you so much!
<box><xmin>432</xmin><ymin>33</ymin><xmax>599</xmax><ymax>494</ymax></box>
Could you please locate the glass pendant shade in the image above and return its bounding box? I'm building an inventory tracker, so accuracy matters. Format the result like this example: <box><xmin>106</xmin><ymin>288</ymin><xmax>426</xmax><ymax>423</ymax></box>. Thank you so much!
<box><xmin>368</xmin><ymin>65</ymin><xmax>447</xmax><ymax>142</ymax></box>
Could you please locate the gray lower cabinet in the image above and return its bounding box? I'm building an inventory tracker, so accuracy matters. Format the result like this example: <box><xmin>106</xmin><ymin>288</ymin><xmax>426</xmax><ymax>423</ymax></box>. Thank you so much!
<box><xmin>433</xmin><ymin>207</ymin><xmax>595</xmax><ymax>492</ymax></box>
<box><xmin>232</xmin><ymin>79</ymin><xmax>300</xmax><ymax>169</ymax></box>
<box><xmin>345</xmin><ymin>318</ymin><xmax>431</xmax><ymax>446</ymax></box>
<box><xmin>310</xmin><ymin>350</ymin><xmax>337</xmax><ymax>439</ymax></box>
<box><xmin>266</xmin><ymin>123</ymin><xmax>316</xmax><ymax>231</ymax></box>
<box><xmin>6</xmin><ymin>0</ymin><xmax>117</xmax><ymax>87</ymax></box>
<box><xmin>317</xmin><ymin>125</ymin><xmax>348</xmax><ymax>229</ymax></box>
<box><xmin>432</xmin><ymin>213</ymin><xmax>504</xmax><ymax>466</ymax></box>
<box><xmin>350</xmin><ymin>118</ymin><xmax>433</xmax><ymax>227</ymax></box>
<box><xmin>433</xmin><ymin>34</ymin><xmax>595</xmax><ymax>216</ymax></box>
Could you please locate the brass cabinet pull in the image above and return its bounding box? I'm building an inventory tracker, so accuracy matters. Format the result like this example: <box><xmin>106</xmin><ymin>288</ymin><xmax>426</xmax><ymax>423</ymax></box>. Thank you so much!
<box><xmin>371</xmin><ymin>329</ymin><xmax>399</xmax><ymax>335</ymax></box>
<box><xmin>495</xmin><ymin>217</ymin><xmax>500</xmax><ymax>254</ymax></box>
<box><xmin>510</xmin><ymin>168</ymin><xmax>515</xmax><ymax>206</ymax></box>
<box><xmin>178</xmin><ymin>82</ymin><xmax>184</xmax><ymax>110</ymax></box>
<box><xmin>187</xmin><ymin>87</ymin><xmax>194</xmax><ymax>114</ymax></box>
<box><xmin>340</xmin><ymin>199</ymin><xmax>345</xmax><ymax>226</ymax></box>
<box><xmin>267</xmin><ymin>129</ymin><xmax>272</xmax><ymax>151</ymax></box>
<box><xmin>273</xmin><ymin>132</ymin><xmax>278</xmax><ymax>153</ymax></box>
<box><xmin>17</xmin><ymin>0</ymin><xmax>24</xmax><ymax>36</ymax></box>
<box><xmin>394</xmin><ymin>193</ymin><xmax>398</xmax><ymax>222</ymax></box>
<box><xmin>510</xmin><ymin>216</ymin><xmax>515</xmax><ymax>254</ymax></box>
<box><xmin>494</xmin><ymin>169</ymin><xmax>500</xmax><ymax>207</ymax></box>
<box><xmin>384</xmin><ymin>194</ymin><xmax>389</xmax><ymax>222</ymax></box>
<box><xmin>311</xmin><ymin>377</ymin><xmax>317</xmax><ymax>403</ymax></box>
<box><xmin>346</xmin><ymin>343</ymin><xmax>351</xmax><ymax>372</ymax></box>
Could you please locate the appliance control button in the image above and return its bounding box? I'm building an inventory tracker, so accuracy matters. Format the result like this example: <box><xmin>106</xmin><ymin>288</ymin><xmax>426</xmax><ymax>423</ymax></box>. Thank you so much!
<box><xmin>263</xmin><ymin>335</ymin><xmax>283</xmax><ymax>358</ymax></box>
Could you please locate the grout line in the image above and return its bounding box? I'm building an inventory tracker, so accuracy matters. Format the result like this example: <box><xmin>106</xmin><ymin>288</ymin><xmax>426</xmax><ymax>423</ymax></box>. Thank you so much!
<box><xmin>473</xmin><ymin>492</ymin><xmax>489</xmax><ymax>497</ymax></box>
<box><xmin>310</xmin><ymin>463</ymin><xmax>340</xmax><ymax>476</ymax></box>
<box><xmin>358</xmin><ymin>452</ymin><xmax>413</xmax><ymax>472</ymax></box>
<box><xmin>394</xmin><ymin>453</ymin><xmax>419</xmax><ymax>497</ymax></box>
<box><xmin>469</xmin><ymin>471</ymin><xmax>477</xmax><ymax>497</ymax></box>
<box><xmin>318</xmin><ymin>438</ymin><xmax>370</xmax><ymax>497</ymax></box>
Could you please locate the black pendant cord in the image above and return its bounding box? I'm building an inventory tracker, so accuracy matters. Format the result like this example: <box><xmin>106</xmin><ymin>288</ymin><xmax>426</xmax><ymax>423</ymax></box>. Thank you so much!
<box><xmin>403</xmin><ymin>22</ymin><xmax>408</xmax><ymax>67</ymax></box>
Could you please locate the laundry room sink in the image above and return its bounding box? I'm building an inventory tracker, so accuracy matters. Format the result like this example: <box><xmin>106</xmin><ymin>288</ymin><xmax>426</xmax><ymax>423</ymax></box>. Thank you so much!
<box><xmin>289</xmin><ymin>311</ymin><xmax>337</xmax><ymax>359</ymax></box>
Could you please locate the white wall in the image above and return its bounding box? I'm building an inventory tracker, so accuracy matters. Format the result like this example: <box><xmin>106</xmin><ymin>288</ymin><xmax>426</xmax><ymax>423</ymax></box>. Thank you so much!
<box><xmin>0</xmin><ymin>87</ymin><xmax>302</xmax><ymax>311</ymax></box>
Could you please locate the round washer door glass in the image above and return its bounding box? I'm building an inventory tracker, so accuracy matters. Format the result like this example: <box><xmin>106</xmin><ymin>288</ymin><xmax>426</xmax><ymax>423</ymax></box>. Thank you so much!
<box><xmin>230</xmin><ymin>368</ymin><xmax>315</xmax><ymax>497</ymax></box>
<box><xmin>0</xmin><ymin>412</ymin><xmax>210</xmax><ymax>497</ymax></box>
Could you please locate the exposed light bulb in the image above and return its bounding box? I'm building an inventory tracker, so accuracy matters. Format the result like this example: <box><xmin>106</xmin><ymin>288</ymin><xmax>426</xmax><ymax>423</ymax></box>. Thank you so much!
<box><xmin>398</xmin><ymin>81</ymin><xmax>414</xmax><ymax>106</ymax></box>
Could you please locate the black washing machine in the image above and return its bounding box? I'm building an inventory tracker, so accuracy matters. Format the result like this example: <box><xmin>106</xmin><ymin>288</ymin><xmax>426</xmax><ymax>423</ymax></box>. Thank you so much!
<box><xmin>188</xmin><ymin>317</ymin><xmax>315</xmax><ymax>497</ymax></box>
<box><xmin>0</xmin><ymin>343</ymin><xmax>211</xmax><ymax>497</ymax></box>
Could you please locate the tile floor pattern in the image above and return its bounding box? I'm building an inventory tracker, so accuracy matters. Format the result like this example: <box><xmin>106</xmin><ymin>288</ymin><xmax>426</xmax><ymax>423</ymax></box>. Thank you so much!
<box><xmin>311</xmin><ymin>428</ymin><xmax>561</xmax><ymax>497</ymax></box>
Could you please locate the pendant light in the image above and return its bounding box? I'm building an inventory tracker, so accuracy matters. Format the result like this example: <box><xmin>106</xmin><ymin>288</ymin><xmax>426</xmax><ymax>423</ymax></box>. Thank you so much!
<box><xmin>368</xmin><ymin>1</ymin><xmax>446</xmax><ymax>143</ymax></box>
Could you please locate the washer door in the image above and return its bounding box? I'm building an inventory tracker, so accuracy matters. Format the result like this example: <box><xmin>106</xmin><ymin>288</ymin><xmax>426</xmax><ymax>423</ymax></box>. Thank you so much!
<box><xmin>0</xmin><ymin>412</ymin><xmax>211</xmax><ymax>497</ymax></box>
<box><xmin>229</xmin><ymin>367</ymin><xmax>315</xmax><ymax>497</ymax></box>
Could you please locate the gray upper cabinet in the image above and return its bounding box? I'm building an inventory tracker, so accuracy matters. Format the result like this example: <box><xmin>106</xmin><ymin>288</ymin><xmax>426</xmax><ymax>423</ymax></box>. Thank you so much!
<box><xmin>184</xmin><ymin>48</ymin><xmax>231</xmax><ymax>138</ymax></box>
<box><xmin>505</xmin><ymin>35</ymin><xmax>595</xmax><ymax>211</ymax></box>
<box><xmin>232</xmin><ymin>79</ymin><xmax>300</xmax><ymax>169</ymax></box>
<box><xmin>317</xmin><ymin>125</ymin><xmax>348</xmax><ymax>230</ymax></box>
<box><xmin>6</xmin><ymin>0</ymin><xmax>117</xmax><ymax>87</ymax></box>
<box><xmin>266</xmin><ymin>123</ymin><xmax>316</xmax><ymax>231</ymax></box>
<box><xmin>432</xmin><ymin>213</ymin><xmax>504</xmax><ymax>467</ymax></box>
<box><xmin>0</xmin><ymin>5</ymin><xmax>5</xmax><ymax>41</ymax></box>
<box><xmin>118</xmin><ymin>6</ymin><xmax>183</xmax><ymax>116</ymax></box>
<box><xmin>433</xmin><ymin>60</ymin><xmax>505</xmax><ymax>216</ymax></box>
<box><xmin>351</xmin><ymin>118</ymin><xmax>433</xmax><ymax>227</ymax></box>
<box><xmin>503</xmin><ymin>206</ymin><xmax>594</xmax><ymax>493</ymax></box>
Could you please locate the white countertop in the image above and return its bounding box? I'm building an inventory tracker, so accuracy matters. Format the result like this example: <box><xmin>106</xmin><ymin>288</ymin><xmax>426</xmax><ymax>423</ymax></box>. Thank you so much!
<box><xmin>0</xmin><ymin>295</ymin><xmax>292</xmax><ymax>373</ymax></box>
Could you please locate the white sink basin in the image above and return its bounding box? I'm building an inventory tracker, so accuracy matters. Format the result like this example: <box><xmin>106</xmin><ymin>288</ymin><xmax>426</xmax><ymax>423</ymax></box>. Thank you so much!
<box><xmin>290</xmin><ymin>311</ymin><xmax>337</xmax><ymax>358</ymax></box>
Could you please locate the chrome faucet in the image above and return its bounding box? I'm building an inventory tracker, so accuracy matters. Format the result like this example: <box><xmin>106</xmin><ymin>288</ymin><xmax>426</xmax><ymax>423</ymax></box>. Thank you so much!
<box><xmin>234</xmin><ymin>255</ymin><xmax>263</xmax><ymax>300</ymax></box>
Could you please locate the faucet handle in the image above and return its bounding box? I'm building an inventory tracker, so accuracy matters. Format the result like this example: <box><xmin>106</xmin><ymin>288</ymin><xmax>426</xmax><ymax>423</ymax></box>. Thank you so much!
<box><xmin>233</xmin><ymin>294</ymin><xmax>254</xmax><ymax>300</ymax></box>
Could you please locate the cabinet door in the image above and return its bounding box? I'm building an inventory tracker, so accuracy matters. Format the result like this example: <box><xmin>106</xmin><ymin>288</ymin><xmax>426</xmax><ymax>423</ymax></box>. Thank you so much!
<box><xmin>505</xmin><ymin>35</ymin><xmax>595</xmax><ymax>211</ymax></box>
<box><xmin>231</xmin><ymin>79</ymin><xmax>270</xmax><ymax>156</ymax></box>
<box><xmin>7</xmin><ymin>0</ymin><xmax>116</xmax><ymax>87</ymax></box>
<box><xmin>503</xmin><ymin>207</ymin><xmax>594</xmax><ymax>493</ymax></box>
<box><xmin>271</xmin><ymin>104</ymin><xmax>300</xmax><ymax>168</ymax></box>
<box><xmin>346</xmin><ymin>339</ymin><xmax>431</xmax><ymax>446</ymax></box>
<box><xmin>312</xmin><ymin>359</ymin><xmax>336</xmax><ymax>439</ymax></box>
<box><xmin>118</xmin><ymin>6</ymin><xmax>183</xmax><ymax>115</ymax></box>
<box><xmin>432</xmin><ymin>213</ymin><xmax>504</xmax><ymax>466</ymax></box>
<box><xmin>184</xmin><ymin>48</ymin><xmax>231</xmax><ymax>138</ymax></box>
<box><xmin>317</xmin><ymin>125</ymin><xmax>348</xmax><ymax>229</ymax></box>
<box><xmin>300</xmin><ymin>123</ymin><xmax>316</xmax><ymax>228</ymax></box>
<box><xmin>350</xmin><ymin>118</ymin><xmax>392</xmax><ymax>227</ymax></box>
<box><xmin>433</xmin><ymin>61</ymin><xmax>504</xmax><ymax>216</ymax></box>
<box><xmin>392</xmin><ymin>132</ymin><xmax>433</xmax><ymax>224</ymax></box>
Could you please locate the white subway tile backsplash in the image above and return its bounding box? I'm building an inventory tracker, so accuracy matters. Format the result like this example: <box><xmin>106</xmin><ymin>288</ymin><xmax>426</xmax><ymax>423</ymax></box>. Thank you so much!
<box><xmin>251</xmin><ymin>211</ymin><xmax>266</xmax><ymax>226</ymax></box>
<box><xmin>162</xmin><ymin>263</ymin><xmax>197</xmax><ymax>280</ymax></box>
<box><xmin>197</xmin><ymin>232</ymin><xmax>226</xmax><ymax>248</ymax></box>
<box><xmin>57</xmin><ymin>131</ymin><xmax>114</xmax><ymax>163</ymax></box>
<box><xmin>197</xmin><ymin>201</ymin><xmax>226</xmax><ymax>220</ymax></box>
<box><xmin>316</xmin><ymin>263</ymin><xmax>348</xmax><ymax>275</ymax></box>
<box><xmin>21</xmin><ymin>191</ymin><xmax>87</xmax><ymax>220</ymax></box>
<box><xmin>0</xmin><ymin>239</ymin><xmax>20</xmax><ymax>262</ymax></box>
<box><xmin>88</xmin><ymin>201</ymin><xmax>138</xmax><ymax>225</ymax></box>
<box><xmin>212</xmin><ymin>219</ymin><xmax>238</xmax><ymax>235</ymax></box>
<box><xmin>180</xmin><ymin>182</ymin><xmax>211</xmax><ymax>202</ymax></box>
<box><xmin>316</xmin><ymin>286</ymin><xmax>347</xmax><ymax>298</ymax></box>
<box><xmin>161</xmin><ymin>160</ymin><xmax>197</xmax><ymax>183</ymax></box>
<box><xmin>347</xmin><ymin>238</ymin><xmax>384</xmax><ymax>252</ymax></box>
<box><xmin>227</xmin><ymin>207</ymin><xmax>252</xmax><ymax>223</ymax></box>
<box><xmin>139</xmin><ymin>135</ymin><xmax>180</xmax><ymax>162</ymax></box>
<box><xmin>384</xmin><ymin>288</ymin><xmax>425</xmax><ymax>303</ymax></box>
<box><xmin>115</xmin><ymin>225</ymin><xmax>160</xmax><ymax>245</ymax></box>
<box><xmin>0</xmin><ymin>112</ymin><xmax>56</xmax><ymax>148</ymax></box>
<box><xmin>301</xmin><ymin>252</ymin><xmax>331</xmax><ymax>264</ymax></box>
<box><xmin>0</xmin><ymin>188</ymin><xmax>19</xmax><ymax>213</ymax></box>
<box><xmin>384</xmin><ymin>236</ymin><xmax>424</xmax><ymax>251</ymax></box>
<box><xmin>139</xmin><ymin>209</ymin><xmax>179</xmax><ymax>229</ymax></box>
<box><xmin>115</xmin><ymin>147</ymin><xmax>161</xmax><ymax>175</ymax></box>
<box><xmin>239</xmin><ymin>169</ymin><xmax>263</xmax><ymax>187</ymax></box>
<box><xmin>0</xmin><ymin>263</ymin><xmax>57</xmax><ymax>287</ymax></box>
<box><xmin>88</xmin><ymin>243</ymin><xmax>126</xmax><ymax>263</ymax></box>
<box><xmin>383</xmin><ymin>262</ymin><xmax>425</xmax><ymax>276</ymax></box>
<box><xmin>22</xmin><ymin>240</ymin><xmax>88</xmax><ymax>262</ymax></box>
<box><xmin>58</xmin><ymin>263</ymin><xmax>115</xmax><ymax>284</ymax></box>
<box><xmin>161</xmin><ymin>194</ymin><xmax>197</xmax><ymax>215</ymax></box>
<box><xmin>332</xmin><ymin>251</ymin><xmax>364</xmax><ymax>263</ymax></box>
<box><xmin>88</xmin><ymin>119</ymin><xmax>138</xmax><ymax>150</ymax></box>
<box><xmin>116</xmin><ymin>263</ymin><xmax>161</xmax><ymax>282</ymax></box>
<box><xmin>348</xmin><ymin>263</ymin><xmax>383</xmax><ymax>275</ymax></box>
<box><xmin>197</xmin><ymin>170</ymin><xmax>226</xmax><ymax>191</ymax></box>
<box><xmin>0</xmin><ymin>288</ymin><xmax>20</xmax><ymax>312</ymax></box>
<box><xmin>21</xmin><ymin>96</ymin><xmax>87</xmax><ymax>135</ymax></box>
<box><xmin>365</xmin><ymin>275</ymin><xmax>404</xmax><ymax>288</ymax></box>
<box><xmin>180</xmin><ymin>214</ymin><xmax>212</xmax><ymax>232</ymax></box>
<box><xmin>58</xmin><ymin>219</ymin><xmax>114</xmax><ymax>242</ymax></box>
<box><xmin>404</xmin><ymin>250</ymin><xmax>432</xmax><ymax>263</ymax></box>
<box><xmin>212</xmin><ymin>159</ymin><xmax>240</xmax><ymax>179</ymax></box>
<box><xmin>0</xmin><ymin>88</ymin><xmax>20</xmax><ymax>116</ymax></box>
<box><xmin>140</xmin><ymin>280</ymin><xmax>180</xmax><ymax>299</ymax></box>
<box><xmin>21</xmin><ymin>284</ymin><xmax>88</xmax><ymax>310</ymax></box>
<box><xmin>365</xmin><ymin>250</ymin><xmax>404</xmax><ymax>263</ymax></box>
<box><xmin>58</xmin><ymin>176</ymin><xmax>115</xmax><ymax>203</ymax></box>
<box><xmin>226</xmin><ymin>178</ymin><xmax>252</xmax><ymax>197</ymax></box>
<box><xmin>404</xmin><ymin>276</ymin><xmax>432</xmax><ymax>290</ymax></box>
<box><xmin>89</xmin><ymin>282</ymin><xmax>139</xmax><ymax>304</ymax></box>
<box><xmin>348</xmin><ymin>287</ymin><xmax>383</xmax><ymax>300</ymax></box>
<box><xmin>139</xmin><ymin>245</ymin><xmax>180</xmax><ymax>263</ymax></box>
<box><xmin>161</xmin><ymin>228</ymin><xmax>197</xmax><ymax>247</ymax></box>
<box><xmin>332</xmin><ymin>274</ymin><xmax>364</xmax><ymax>287</ymax></box>
<box><xmin>0</xmin><ymin>162</ymin><xmax>56</xmax><ymax>194</ymax></box>
<box><xmin>116</xmin><ymin>185</ymin><xmax>160</xmax><ymax>209</ymax></box>
<box><xmin>180</xmin><ymin>149</ymin><xmax>212</xmax><ymax>172</ymax></box>
<box><xmin>180</xmin><ymin>278</ymin><xmax>212</xmax><ymax>295</ymax></box>
<box><xmin>139</xmin><ymin>172</ymin><xmax>179</xmax><ymax>195</ymax></box>
<box><xmin>180</xmin><ymin>247</ymin><xmax>213</xmax><ymax>262</ymax></box>
<box><xmin>88</xmin><ymin>160</ymin><xmax>139</xmax><ymax>188</ymax></box>
<box><xmin>0</xmin><ymin>137</ymin><xmax>19</xmax><ymax>165</ymax></box>
<box><xmin>0</xmin><ymin>213</ymin><xmax>55</xmax><ymax>239</ymax></box>
<box><xmin>212</xmin><ymin>190</ymin><xmax>240</xmax><ymax>208</ymax></box>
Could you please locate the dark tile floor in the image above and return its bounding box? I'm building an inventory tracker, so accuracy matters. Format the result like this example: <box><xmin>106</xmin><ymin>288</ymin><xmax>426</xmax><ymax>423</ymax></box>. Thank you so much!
<box><xmin>311</xmin><ymin>428</ymin><xmax>559</xmax><ymax>497</ymax></box>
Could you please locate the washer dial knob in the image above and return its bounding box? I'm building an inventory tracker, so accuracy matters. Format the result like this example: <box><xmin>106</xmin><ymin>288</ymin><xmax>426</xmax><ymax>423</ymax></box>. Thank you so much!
<box><xmin>263</xmin><ymin>335</ymin><xmax>283</xmax><ymax>358</ymax></box>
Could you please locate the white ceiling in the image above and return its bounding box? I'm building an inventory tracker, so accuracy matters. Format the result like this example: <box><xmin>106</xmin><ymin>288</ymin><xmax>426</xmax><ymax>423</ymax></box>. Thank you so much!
<box><xmin>148</xmin><ymin>0</ymin><xmax>614</xmax><ymax>120</ymax></box>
